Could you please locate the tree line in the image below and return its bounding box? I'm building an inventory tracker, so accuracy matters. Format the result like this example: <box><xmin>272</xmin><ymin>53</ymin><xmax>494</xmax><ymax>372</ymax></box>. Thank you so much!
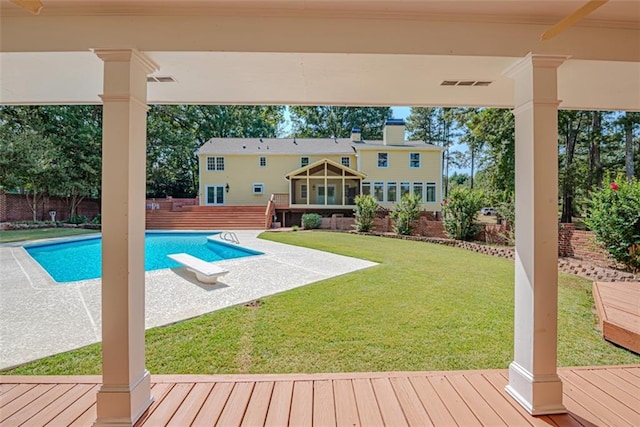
<box><xmin>0</xmin><ymin>105</ymin><xmax>637</xmax><ymax>223</ymax></box>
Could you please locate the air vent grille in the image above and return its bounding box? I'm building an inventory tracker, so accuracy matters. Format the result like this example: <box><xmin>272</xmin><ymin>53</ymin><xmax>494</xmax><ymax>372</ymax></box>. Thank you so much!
<box><xmin>147</xmin><ymin>76</ymin><xmax>177</xmax><ymax>83</ymax></box>
<box><xmin>441</xmin><ymin>80</ymin><xmax>492</xmax><ymax>87</ymax></box>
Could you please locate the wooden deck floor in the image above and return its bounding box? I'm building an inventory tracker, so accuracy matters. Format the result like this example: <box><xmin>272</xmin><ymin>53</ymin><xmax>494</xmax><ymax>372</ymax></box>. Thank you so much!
<box><xmin>593</xmin><ymin>281</ymin><xmax>640</xmax><ymax>354</ymax></box>
<box><xmin>1</xmin><ymin>365</ymin><xmax>639</xmax><ymax>426</ymax></box>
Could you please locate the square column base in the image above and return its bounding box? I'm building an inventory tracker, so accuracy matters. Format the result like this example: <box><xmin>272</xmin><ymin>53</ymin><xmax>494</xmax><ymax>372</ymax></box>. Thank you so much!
<box><xmin>94</xmin><ymin>370</ymin><xmax>153</xmax><ymax>426</ymax></box>
<box><xmin>506</xmin><ymin>362</ymin><xmax>566</xmax><ymax>415</ymax></box>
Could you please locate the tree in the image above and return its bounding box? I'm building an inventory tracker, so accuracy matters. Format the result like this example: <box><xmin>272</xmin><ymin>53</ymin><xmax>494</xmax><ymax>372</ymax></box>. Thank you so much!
<box><xmin>0</xmin><ymin>105</ymin><xmax>102</xmax><ymax>219</ymax></box>
<box><xmin>616</xmin><ymin>112</ymin><xmax>640</xmax><ymax>182</ymax></box>
<box><xmin>289</xmin><ymin>106</ymin><xmax>391</xmax><ymax>140</ymax></box>
<box><xmin>0</xmin><ymin>131</ymin><xmax>62</xmax><ymax>221</ymax></box>
<box><xmin>558</xmin><ymin>110</ymin><xmax>590</xmax><ymax>223</ymax></box>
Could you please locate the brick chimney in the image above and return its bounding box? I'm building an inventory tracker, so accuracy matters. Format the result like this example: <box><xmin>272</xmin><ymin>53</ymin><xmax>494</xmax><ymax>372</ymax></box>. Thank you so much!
<box><xmin>383</xmin><ymin>119</ymin><xmax>406</xmax><ymax>145</ymax></box>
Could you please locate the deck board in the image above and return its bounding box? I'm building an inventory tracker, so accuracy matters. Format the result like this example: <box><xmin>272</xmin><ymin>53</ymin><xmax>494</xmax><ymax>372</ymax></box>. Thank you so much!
<box><xmin>241</xmin><ymin>381</ymin><xmax>274</xmax><ymax>427</ymax></box>
<box><xmin>289</xmin><ymin>380</ymin><xmax>313</xmax><ymax>427</ymax></box>
<box><xmin>593</xmin><ymin>281</ymin><xmax>640</xmax><ymax>353</ymax></box>
<box><xmin>191</xmin><ymin>382</ymin><xmax>233</xmax><ymax>426</ymax></box>
<box><xmin>1</xmin><ymin>366</ymin><xmax>639</xmax><ymax>426</ymax></box>
<box><xmin>312</xmin><ymin>379</ymin><xmax>336</xmax><ymax>427</ymax></box>
<box><xmin>351</xmin><ymin>378</ymin><xmax>384</xmax><ymax>426</ymax></box>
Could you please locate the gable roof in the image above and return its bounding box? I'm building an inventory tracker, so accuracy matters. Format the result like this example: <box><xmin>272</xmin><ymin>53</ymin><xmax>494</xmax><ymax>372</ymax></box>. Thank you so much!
<box><xmin>196</xmin><ymin>137</ymin><xmax>442</xmax><ymax>156</ymax></box>
<box><xmin>285</xmin><ymin>158</ymin><xmax>366</xmax><ymax>180</ymax></box>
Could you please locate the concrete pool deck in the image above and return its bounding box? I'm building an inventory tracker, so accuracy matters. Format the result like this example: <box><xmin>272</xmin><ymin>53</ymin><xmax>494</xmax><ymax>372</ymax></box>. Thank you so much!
<box><xmin>0</xmin><ymin>230</ymin><xmax>377</xmax><ymax>370</ymax></box>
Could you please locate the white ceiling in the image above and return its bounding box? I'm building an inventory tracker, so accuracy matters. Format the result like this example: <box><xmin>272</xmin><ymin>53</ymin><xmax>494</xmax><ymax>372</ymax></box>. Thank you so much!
<box><xmin>1</xmin><ymin>0</ymin><xmax>639</xmax><ymax>109</ymax></box>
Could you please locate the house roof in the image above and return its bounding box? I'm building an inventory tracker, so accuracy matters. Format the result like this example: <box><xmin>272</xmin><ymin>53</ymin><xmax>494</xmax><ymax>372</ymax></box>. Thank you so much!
<box><xmin>196</xmin><ymin>138</ymin><xmax>443</xmax><ymax>156</ymax></box>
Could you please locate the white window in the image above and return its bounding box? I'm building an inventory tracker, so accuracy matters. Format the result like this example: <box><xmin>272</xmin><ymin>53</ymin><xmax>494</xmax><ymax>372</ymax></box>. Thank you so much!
<box><xmin>301</xmin><ymin>184</ymin><xmax>307</xmax><ymax>199</ymax></box>
<box><xmin>410</xmin><ymin>152</ymin><xmax>420</xmax><ymax>168</ymax></box>
<box><xmin>400</xmin><ymin>182</ymin><xmax>411</xmax><ymax>198</ymax></box>
<box><xmin>387</xmin><ymin>182</ymin><xmax>398</xmax><ymax>203</ymax></box>
<box><xmin>341</xmin><ymin>156</ymin><xmax>350</xmax><ymax>167</ymax></box>
<box><xmin>207</xmin><ymin>156</ymin><xmax>225</xmax><ymax>171</ymax></box>
<box><xmin>426</xmin><ymin>182</ymin><xmax>437</xmax><ymax>202</ymax></box>
<box><xmin>373</xmin><ymin>182</ymin><xmax>384</xmax><ymax>201</ymax></box>
<box><xmin>377</xmin><ymin>152</ymin><xmax>388</xmax><ymax>168</ymax></box>
<box><xmin>259</xmin><ymin>156</ymin><xmax>267</xmax><ymax>167</ymax></box>
<box><xmin>362</xmin><ymin>182</ymin><xmax>371</xmax><ymax>196</ymax></box>
<box><xmin>300</xmin><ymin>157</ymin><xmax>310</xmax><ymax>167</ymax></box>
<box><xmin>413</xmin><ymin>182</ymin><xmax>424</xmax><ymax>201</ymax></box>
<box><xmin>253</xmin><ymin>183</ymin><xmax>265</xmax><ymax>195</ymax></box>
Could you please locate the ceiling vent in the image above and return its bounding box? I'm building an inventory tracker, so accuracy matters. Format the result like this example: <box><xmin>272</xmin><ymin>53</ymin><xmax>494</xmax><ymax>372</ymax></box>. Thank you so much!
<box><xmin>147</xmin><ymin>76</ymin><xmax>177</xmax><ymax>83</ymax></box>
<box><xmin>441</xmin><ymin>80</ymin><xmax>492</xmax><ymax>87</ymax></box>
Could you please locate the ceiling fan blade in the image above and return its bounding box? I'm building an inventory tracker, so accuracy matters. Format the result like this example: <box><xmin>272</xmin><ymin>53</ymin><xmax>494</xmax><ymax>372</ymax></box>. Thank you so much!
<box><xmin>541</xmin><ymin>0</ymin><xmax>609</xmax><ymax>41</ymax></box>
<box><xmin>9</xmin><ymin>0</ymin><xmax>43</xmax><ymax>14</ymax></box>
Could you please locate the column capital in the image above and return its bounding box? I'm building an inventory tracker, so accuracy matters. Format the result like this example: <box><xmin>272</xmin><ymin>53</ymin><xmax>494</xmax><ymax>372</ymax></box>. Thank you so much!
<box><xmin>93</xmin><ymin>48</ymin><xmax>158</xmax><ymax>75</ymax></box>
<box><xmin>503</xmin><ymin>53</ymin><xmax>570</xmax><ymax>79</ymax></box>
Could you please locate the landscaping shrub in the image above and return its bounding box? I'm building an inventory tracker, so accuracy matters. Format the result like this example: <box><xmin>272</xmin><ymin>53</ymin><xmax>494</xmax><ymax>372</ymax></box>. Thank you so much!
<box><xmin>442</xmin><ymin>187</ymin><xmax>485</xmax><ymax>241</ymax></box>
<box><xmin>353</xmin><ymin>194</ymin><xmax>377</xmax><ymax>232</ymax></box>
<box><xmin>68</xmin><ymin>214</ymin><xmax>88</xmax><ymax>224</ymax></box>
<box><xmin>390</xmin><ymin>193</ymin><xmax>421</xmax><ymax>235</ymax></box>
<box><xmin>301</xmin><ymin>213</ymin><xmax>322</xmax><ymax>229</ymax></box>
<box><xmin>585</xmin><ymin>177</ymin><xmax>640</xmax><ymax>272</ymax></box>
<box><xmin>91</xmin><ymin>213</ymin><xmax>101</xmax><ymax>225</ymax></box>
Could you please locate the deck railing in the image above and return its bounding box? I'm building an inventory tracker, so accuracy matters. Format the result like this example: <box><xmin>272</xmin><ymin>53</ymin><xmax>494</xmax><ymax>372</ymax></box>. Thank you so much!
<box><xmin>273</xmin><ymin>193</ymin><xmax>289</xmax><ymax>208</ymax></box>
<box><xmin>265</xmin><ymin>194</ymin><xmax>276</xmax><ymax>229</ymax></box>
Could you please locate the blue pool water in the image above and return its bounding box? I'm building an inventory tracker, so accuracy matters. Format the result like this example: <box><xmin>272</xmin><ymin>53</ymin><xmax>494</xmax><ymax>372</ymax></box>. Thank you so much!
<box><xmin>25</xmin><ymin>232</ymin><xmax>262</xmax><ymax>283</ymax></box>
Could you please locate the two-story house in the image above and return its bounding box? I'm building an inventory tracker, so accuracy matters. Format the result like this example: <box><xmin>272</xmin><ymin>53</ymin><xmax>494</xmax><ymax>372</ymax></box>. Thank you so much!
<box><xmin>197</xmin><ymin>119</ymin><xmax>444</xmax><ymax>225</ymax></box>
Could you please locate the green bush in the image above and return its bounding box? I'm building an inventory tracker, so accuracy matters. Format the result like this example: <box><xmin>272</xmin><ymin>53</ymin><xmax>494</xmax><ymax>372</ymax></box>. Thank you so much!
<box><xmin>301</xmin><ymin>213</ymin><xmax>322</xmax><ymax>229</ymax></box>
<box><xmin>68</xmin><ymin>214</ymin><xmax>88</xmax><ymax>224</ymax></box>
<box><xmin>91</xmin><ymin>213</ymin><xmax>101</xmax><ymax>225</ymax></box>
<box><xmin>353</xmin><ymin>194</ymin><xmax>377</xmax><ymax>232</ymax></box>
<box><xmin>291</xmin><ymin>225</ymin><xmax>299</xmax><ymax>232</ymax></box>
<box><xmin>390</xmin><ymin>193</ymin><xmax>422</xmax><ymax>235</ymax></box>
<box><xmin>585</xmin><ymin>177</ymin><xmax>640</xmax><ymax>272</ymax></box>
<box><xmin>442</xmin><ymin>187</ymin><xmax>485</xmax><ymax>241</ymax></box>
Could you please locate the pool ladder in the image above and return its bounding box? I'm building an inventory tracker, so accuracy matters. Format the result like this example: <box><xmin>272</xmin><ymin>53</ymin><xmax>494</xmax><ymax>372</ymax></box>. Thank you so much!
<box><xmin>220</xmin><ymin>231</ymin><xmax>240</xmax><ymax>244</ymax></box>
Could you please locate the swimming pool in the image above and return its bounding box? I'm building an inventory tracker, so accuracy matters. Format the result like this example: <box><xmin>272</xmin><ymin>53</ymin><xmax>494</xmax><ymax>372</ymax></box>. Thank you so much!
<box><xmin>25</xmin><ymin>232</ymin><xmax>262</xmax><ymax>283</ymax></box>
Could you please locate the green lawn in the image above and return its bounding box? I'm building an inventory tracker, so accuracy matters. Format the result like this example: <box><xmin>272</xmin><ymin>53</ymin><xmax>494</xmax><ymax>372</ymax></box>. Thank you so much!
<box><xmin>0</xmin><ymin>227</ymin><xmax>97</xmax><ymax>243</ymax></box>
<box><xmin>3</xmin><ymin>231</ymin><xmax>638</xmax><ymax>375</ymax></box>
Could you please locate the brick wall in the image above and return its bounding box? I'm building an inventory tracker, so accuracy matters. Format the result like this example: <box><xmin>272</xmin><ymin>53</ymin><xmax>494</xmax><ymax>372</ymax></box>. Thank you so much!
<box><xmin>0</xmin><ymin>192</ymin><xmax>100</xmax><ymax>222</ymax></box>
<box><xmin>558</xmin><ymin>223</ymin><xmax>612</xmax><ymax>267</ymax></box>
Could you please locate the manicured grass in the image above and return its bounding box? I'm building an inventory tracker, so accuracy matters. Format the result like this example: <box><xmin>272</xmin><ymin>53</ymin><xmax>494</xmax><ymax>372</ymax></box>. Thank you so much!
<box><xmin>0</xmin><ymin>227</ymin><xmax>97</xmax><ymax>243</ymax></box>
<box><xmin>4</xmin><ymin>231</ymin><xmax>638</xmax><ymax>375</ymax></box>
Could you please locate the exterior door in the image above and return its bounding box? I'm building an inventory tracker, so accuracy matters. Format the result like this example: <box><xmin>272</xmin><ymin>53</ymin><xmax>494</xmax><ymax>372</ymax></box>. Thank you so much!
<box><xmin>206</xmin><ymin>185</ymin><xmax>225</xmax><ymax>205</ymax></box>
<box><xmin>317</xmin><ymin>185</ymin><xmax>336</xmax><ymax>204</ymax></box>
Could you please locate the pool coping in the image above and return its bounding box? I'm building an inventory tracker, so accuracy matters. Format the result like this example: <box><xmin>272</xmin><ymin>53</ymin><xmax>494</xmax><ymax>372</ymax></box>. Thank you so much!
<box><xmin>0</xmin><ymin>230</ymin><xmax>377</xmax><ymax>370</ymax></box>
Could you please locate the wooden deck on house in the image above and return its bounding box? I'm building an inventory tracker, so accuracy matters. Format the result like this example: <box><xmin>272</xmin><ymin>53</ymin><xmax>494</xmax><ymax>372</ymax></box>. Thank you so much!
<box><xmin>593</xmin><ymin>281</ymin><xmax>640</xmax><ymax>354</ymax></box>
<box><xmin>2</xmin><ymin>366</ymin><xmax>639</xmax><ymax>426</ymax></box>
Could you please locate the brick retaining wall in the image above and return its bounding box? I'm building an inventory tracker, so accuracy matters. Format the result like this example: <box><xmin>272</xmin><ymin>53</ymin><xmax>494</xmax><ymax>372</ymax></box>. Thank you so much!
<box><xmin>0</xmin><ymin>192</ymin><xmax>100</xmax><ymax>222</ymax></box>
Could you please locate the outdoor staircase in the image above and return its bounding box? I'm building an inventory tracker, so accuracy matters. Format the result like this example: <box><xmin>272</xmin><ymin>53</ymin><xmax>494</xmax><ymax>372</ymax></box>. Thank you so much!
<box><xmin>145</xmin><ymin>205</ymin><xmax>267</xmax><ymax>230</ymax></box>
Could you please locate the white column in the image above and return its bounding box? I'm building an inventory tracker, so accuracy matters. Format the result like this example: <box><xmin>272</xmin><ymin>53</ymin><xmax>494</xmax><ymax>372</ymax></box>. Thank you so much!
<box><xmin>93</xmin><ymin>49</ymin><xmax>157</xmax><ymax>427</ymax></box>
<box><xmin>503</xmin><ymin>53</ymin><xmax>568</xmax><ymax>415</ymax></box>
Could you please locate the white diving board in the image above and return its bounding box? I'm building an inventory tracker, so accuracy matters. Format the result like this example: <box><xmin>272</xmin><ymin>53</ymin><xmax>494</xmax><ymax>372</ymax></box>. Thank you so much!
<box><xmin>167</xmin><ymin>253</ymin><xmax>229</xmax><ymax>284</ymax></box>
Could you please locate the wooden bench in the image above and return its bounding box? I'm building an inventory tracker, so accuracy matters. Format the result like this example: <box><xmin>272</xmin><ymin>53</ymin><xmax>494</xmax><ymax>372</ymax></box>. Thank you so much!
<box><xmin>167</xmin><ymin>253</ymin><xmax>229</xmax><ymax>284</ymax></box>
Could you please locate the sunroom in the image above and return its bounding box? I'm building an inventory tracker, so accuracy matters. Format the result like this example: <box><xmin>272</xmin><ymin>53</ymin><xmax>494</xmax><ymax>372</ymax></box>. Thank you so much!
<box><xmin>285</xmin><ymin>158</ymin><xmax>366</xmax><ymax>208</ymax></box>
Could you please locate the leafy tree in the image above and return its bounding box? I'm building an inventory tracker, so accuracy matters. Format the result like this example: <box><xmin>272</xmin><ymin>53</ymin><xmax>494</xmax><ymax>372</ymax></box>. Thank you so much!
<box><xmin>289</xmin><ymin>106</ymin><xmax>391</xmax><ymax>140</ymax></box>
<box><xmin>0</xmin><ymin>105</ymin><xmax>102</xmax><ymax>218</ymax></box>
<box><xmin>586</xmin><ymin>177</ymin><xmax>640</xmax><ymax>272</ymax></box>
<box><xmin>353</xmin><ymin>194</ymin><xmax>378</xmax><ymax>232</ymax></box>
<box><xmin>441</xmin><ymin>187</ymin><xmax>485</xmax><ymax>241</ymax></box>
<box><xmin>0</xmin><ymin>131</ymin><xmax>62</xmax><ymax>221</ymax></box>
<box><xmin>390</xmin><ymin>193</ymin><xmax>422</xmax><ymax>235</ymax></box>
<box><xmin>615</xmin><ymin>112</ymin><xmax>640</xmax><ymax>182</ymax></box>
<box><xmin>558</xmin><ymin>110</ymin><xmax>590</xmax><ymax>223</ymax></box>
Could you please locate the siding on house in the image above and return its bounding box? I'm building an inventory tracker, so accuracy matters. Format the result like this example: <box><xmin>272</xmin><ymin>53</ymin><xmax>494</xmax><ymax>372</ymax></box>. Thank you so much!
<box><xmin>197</xmin><ymin>121</ymin><xmax>444</xmax><ymax>209</ymax></box>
